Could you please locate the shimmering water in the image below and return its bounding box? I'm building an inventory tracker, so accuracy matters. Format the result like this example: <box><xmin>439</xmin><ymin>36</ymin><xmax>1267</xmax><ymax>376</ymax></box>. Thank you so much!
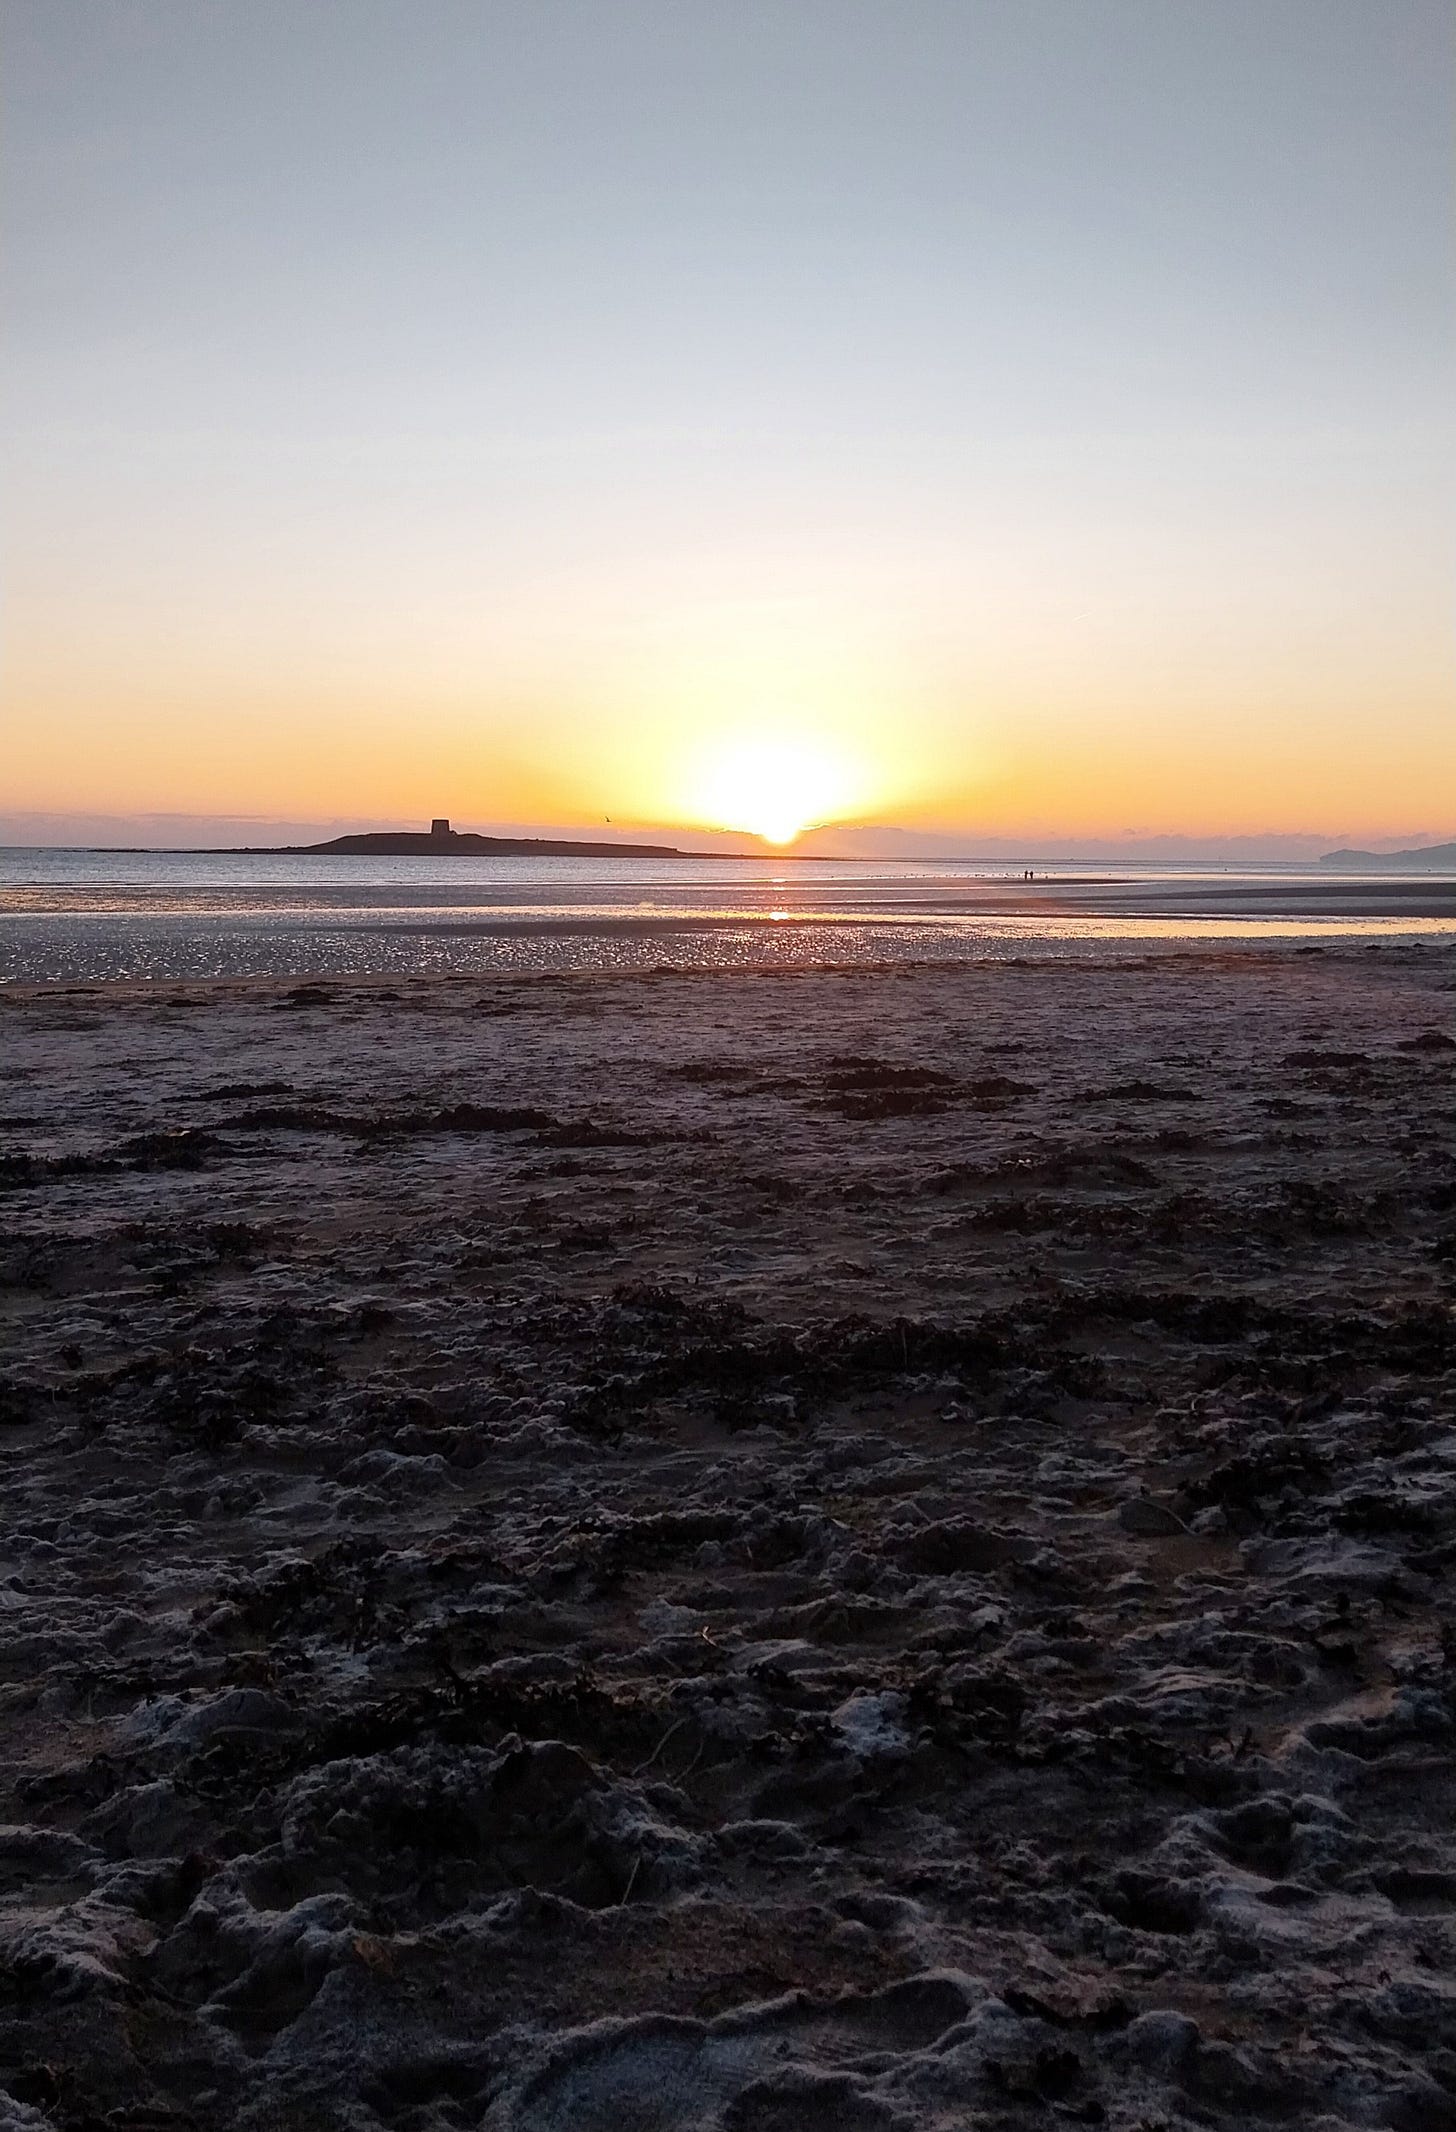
<box><xmin>2</xmin><ymin>848</ymin><xmax>1453</xmax><ymax>981</ymax></box>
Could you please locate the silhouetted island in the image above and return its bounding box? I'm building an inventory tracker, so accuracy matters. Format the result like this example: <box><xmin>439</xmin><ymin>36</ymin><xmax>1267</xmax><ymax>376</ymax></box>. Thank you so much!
<box><xmin>1320</xmin><ymin>837</ymin><xmax>1456</xmax><ymax>870</ymax></box>
<box><xmin>234</xmin><ymin>818</ymin><xmax>691</xmax><ymax>858</ymax></box>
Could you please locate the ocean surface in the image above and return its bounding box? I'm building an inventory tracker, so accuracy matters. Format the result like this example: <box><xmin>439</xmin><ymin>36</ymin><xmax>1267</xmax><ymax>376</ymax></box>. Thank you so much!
<box><xmin>2</xmin><ymin>847</ymin><xmax>1455</xmax><ymax>981</ymax></box>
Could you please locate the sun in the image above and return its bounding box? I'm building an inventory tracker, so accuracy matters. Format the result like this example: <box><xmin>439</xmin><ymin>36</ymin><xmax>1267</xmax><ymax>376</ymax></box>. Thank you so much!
<box><xmin>684</xmin><ymin>732</ymin><xmax>868</xmax><ymax>846</ymax></box>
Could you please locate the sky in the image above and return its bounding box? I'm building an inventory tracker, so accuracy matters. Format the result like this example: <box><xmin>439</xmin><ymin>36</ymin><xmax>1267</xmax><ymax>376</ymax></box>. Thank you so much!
<box><xmin>3</xmin><ymin>0</ymin><xmax>1452</xmax><ymax>850</ymax></box>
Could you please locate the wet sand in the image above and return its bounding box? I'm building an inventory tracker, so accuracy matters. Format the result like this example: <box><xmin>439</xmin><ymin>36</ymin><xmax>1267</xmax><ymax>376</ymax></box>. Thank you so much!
<box><xmin>1103</xmin><ymin>879</ymin><xmax>1456</xmax><ymax>919</ymax></box>
<box><xmin>2</xmin><ymin>944</ymin><xmax>1455</xmax><ymax>2130</ymax></box>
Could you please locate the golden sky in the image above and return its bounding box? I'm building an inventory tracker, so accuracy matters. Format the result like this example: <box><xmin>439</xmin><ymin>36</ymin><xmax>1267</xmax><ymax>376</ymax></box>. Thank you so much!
<box><xmin>5</xmin><ymin>2</ymin><xmax>1452</xmax><ymax>848</ymax></box>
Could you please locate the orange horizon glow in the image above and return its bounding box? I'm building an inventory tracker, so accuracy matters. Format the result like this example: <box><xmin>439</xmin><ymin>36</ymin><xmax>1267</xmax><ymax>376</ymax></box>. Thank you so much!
<box><xmin>6</xmin><ymin>7</ymin><xmax>1451</xmax><ymax>852</ymax></box>
<box><xmin>5</xmin><ymin>590</ymin><xmax>1453</xmax><ymax>845</ymax></box>
<box><xmin>5</xmin><ymin>655</ymin><xmax>1453</xmax><ymax>848</ymax></box>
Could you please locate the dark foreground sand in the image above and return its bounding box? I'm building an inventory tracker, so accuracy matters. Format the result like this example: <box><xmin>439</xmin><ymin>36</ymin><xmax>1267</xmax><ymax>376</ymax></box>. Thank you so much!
<box><xmin>1</xmin><ymin>945</ymin><xmax>1455</xmax><ymax>2131</ymax></box>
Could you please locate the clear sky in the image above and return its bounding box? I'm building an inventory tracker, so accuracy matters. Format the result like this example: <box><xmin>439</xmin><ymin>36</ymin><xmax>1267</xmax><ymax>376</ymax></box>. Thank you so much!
<box><xmin>4</xmin><ymin>0</ymin><xmax>1452</xmax><ymax>847</ymax></box>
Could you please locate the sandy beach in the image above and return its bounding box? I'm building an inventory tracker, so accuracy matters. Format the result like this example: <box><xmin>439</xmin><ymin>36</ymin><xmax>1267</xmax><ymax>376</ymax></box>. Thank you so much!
<box><xmin>2</xmin><ymin>943</ymin><xmax>1455</xmax><ymax>2129</ymax></box>
<box><xmin>5</xmin><ymin>851</ymin><xmax>1456</xmax><ymax>990</ymax></box>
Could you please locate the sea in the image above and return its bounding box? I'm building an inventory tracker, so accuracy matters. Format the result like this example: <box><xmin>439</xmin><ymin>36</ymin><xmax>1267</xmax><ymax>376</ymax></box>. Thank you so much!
<box><xmin>2</xmin><ymin>847</ymin><xmax>1454</xmax><ymax>983</ymax></box>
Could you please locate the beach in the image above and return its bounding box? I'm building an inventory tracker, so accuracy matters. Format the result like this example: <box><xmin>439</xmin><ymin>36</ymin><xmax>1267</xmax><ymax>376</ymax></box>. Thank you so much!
<box><xmin>3</xmin><ymin>849</ymin><xmax>1456</xmax><ymax>986</ymax></box>
<box><xmin>2</xmin><ymin>942</ymin><xmax>1455</xmax><ymax>2130</ymax></box>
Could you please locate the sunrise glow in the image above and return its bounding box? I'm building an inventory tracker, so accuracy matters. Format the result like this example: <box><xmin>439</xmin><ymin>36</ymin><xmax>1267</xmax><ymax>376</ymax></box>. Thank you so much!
<box><xmin>2</xmin><ymin>4</ymin><xmax>1450</xmax><ymax>853</ymax></box>
<box><xmin>679</xmin><ymin>732</ymin><xmax>876</xmax><ymax>846</ymax></box>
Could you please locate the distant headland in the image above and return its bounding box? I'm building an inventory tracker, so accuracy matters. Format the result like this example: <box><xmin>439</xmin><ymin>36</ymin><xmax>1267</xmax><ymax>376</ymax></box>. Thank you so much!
<box><xmin>1320</xmin><ymin>837</ymin><xmax>1456</xmax><ymax>870</ymax></box>
<box><xmin>226</xmin><ymin>818</ymin><xmax>692</xmax><ymax>858</ymax></box>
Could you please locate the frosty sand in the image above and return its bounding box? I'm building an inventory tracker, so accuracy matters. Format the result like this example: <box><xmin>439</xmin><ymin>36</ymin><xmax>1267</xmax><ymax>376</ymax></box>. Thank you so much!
<box><xmin>1</xmin><ymin>944</ymin><xmax>1454</xmax><ymax>2130</ymax></box>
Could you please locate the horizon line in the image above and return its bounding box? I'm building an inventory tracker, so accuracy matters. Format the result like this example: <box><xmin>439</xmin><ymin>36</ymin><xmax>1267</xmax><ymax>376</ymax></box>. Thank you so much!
<box><xmin>2</xmin><ymin>809</ymin><xmax>1455</xmax><ymax>859</ymax></box>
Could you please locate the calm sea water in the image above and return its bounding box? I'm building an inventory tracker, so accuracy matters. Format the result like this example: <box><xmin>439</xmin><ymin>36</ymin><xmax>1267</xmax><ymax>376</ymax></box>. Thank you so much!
<box><xmin>2</xmin><ymin>848</ymin><xmax>1453</xmax><ymax>981</ymax></box>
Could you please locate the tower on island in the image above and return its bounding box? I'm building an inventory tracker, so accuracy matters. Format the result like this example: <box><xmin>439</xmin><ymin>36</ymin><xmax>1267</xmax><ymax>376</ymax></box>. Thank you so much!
<box><xmin>429</xmin><ymin>818</ymin><xmax>452</xmax><ymax>838</ymax></box>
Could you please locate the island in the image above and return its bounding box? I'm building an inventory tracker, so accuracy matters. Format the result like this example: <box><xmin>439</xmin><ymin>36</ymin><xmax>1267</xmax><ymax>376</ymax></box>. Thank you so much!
<box><xmin>1320</xmin><ymin>837</ymin><xmax>1456</xmax><ymax>870</ymax></box>
<box><xmin>229</xmin><ymin>817</ymin><xmax>691</xmax><ymax>858</ymax></box>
